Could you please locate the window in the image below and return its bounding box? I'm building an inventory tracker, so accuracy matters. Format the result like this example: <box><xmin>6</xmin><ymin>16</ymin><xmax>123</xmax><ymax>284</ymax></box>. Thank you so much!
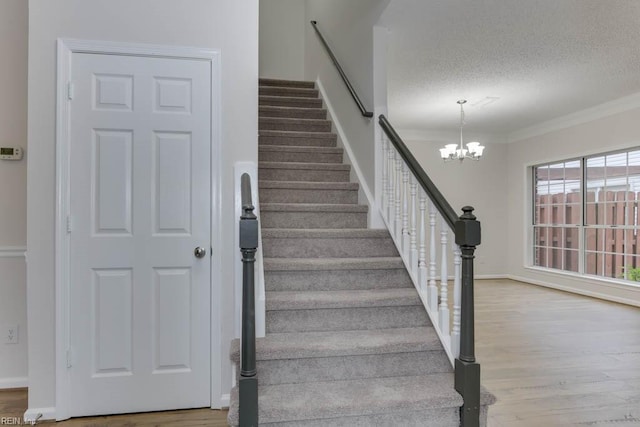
<box><xmin>533</xmin><ymin>148</ymin><xmax>640</xmax><ymax>283</ymax></box>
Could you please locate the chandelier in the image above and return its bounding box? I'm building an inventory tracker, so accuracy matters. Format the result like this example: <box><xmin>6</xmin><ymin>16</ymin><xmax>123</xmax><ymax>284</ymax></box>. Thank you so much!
<box><xmin>439</xmin><ymin>100</ymin><xmax>485</xmax><ymax>161</ymax></box>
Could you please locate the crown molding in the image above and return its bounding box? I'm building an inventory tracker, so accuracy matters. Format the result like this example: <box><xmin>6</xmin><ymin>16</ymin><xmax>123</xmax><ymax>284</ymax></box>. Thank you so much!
<box><xmin>509</xmin><ymin>91</ymin><xmax>640</xmax><ymax>143</ymax></box>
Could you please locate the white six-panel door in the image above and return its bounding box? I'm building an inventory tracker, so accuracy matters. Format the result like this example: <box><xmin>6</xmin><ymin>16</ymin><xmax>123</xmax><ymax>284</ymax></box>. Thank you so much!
<box><xmin>68</xmin><ymin>53</ymin><xmax>211</xmax><ymax>416</ymax></box>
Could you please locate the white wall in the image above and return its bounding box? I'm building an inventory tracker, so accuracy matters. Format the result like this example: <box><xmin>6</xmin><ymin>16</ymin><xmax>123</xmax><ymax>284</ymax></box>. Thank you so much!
<box><xmin>0</xmin><ymin>0</ymin><xmax>28</xmax><ymax>387</ymax></box>
<box><xmin>507</xmin><ymin>107</ymin><xmax>640</xmax><ymax>306</ymax></box>
<box><xmin>27</xmin><ymin>0</ymin><xmax>258</xmax><ymax>415</ymax></box>
<box><xmin>402</xmin><ymin>135</ymin><xmax>509</xmax><ymax>277</ymax></box>
<box><xmin>259</xmin><ymin>0</ymin><xmax>305</xmax><ymax>80</ymax></box>
<box><xmin>304</xmin><ymin>0</ymin><xmax>390</xmax><ymax>195</ymax></box>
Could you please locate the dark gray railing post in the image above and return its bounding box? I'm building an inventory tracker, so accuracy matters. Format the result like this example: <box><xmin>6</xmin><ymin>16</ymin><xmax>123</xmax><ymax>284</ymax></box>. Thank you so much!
<box><xmin>454</xmin><ymin>206</ymin><xmax>481</xmax><ymax>427</ymax></box>
<box><xmin>239</xmin><ymin>173</ymin><xmax>258</xmax><ymax>427</ymax></box>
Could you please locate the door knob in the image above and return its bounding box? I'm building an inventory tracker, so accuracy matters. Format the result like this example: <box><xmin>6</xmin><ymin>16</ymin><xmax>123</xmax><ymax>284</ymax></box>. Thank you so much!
<box><xmin>194</xmin><ymin>247</ymin><xmax>207</xmax><ymax>258</ymax></box>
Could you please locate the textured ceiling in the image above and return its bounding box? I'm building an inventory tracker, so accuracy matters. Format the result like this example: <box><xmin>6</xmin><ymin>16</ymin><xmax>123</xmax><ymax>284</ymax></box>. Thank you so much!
<box><xmin>379</xmin><ymin>0</ymin><xmax>640</xmax><ymax>138</ymax></box>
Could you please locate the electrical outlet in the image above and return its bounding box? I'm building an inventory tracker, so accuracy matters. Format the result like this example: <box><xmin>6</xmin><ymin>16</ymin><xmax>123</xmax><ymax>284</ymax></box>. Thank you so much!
<box><xmin>5</xmin><ymin>324</ymin><xmax>18</xmax><ymax>344</ymax></box>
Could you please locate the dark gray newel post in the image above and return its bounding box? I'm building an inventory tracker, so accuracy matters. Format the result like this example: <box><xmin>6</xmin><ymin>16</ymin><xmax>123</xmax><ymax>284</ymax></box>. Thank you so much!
<box><xmin>239</xmin><ymin>173</ymin><xmax>258</xmax><ymax>427</ymax></box>
<box><xmin>454</xmin><ymin>206</ymin><xmax>481</xmax><ymax>427</ymax></box>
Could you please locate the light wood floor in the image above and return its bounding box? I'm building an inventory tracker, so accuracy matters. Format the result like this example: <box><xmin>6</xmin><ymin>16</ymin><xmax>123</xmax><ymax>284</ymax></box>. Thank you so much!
<box><xmin>477</xmin><ymin>279</ymin><xmax>640</xmax><ymax>427</ymax></box>
<box><xmin>1</xmin><ymin>279</ymin><xmax>639</xmax><ymax>426</ymax></box>
<box><xmin>0</xmin><ymin>388</ymin><xmax>228</xmax><ymax>426</ymax></box>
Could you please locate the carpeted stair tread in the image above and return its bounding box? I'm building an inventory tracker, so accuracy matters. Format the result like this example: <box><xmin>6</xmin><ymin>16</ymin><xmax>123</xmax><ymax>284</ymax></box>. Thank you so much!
<box><xmin>261</xmin><ymin>203</ymin><xmax>367</xmax><ymax>213</ymax></box>
<box><xmin>259</xmin><ymin>161</ymin><xmax>350</xmax><ymax>171</ymax></box>
<box><xmin>259</xmin><ymin>180</ymin><xmax>357</xmax><ymax>190</ymax></box>
<box><xmin>229</xmin><ymin>374</ymin><xmax>464</xmax><ymax>425</ymax></box>
<box><xmin>259</xmin><ymin>145</ymin><xmax>343</xmax><ymax>155</ymax></box>
<box><xmin>260</xmin><ymin>117</ymin><xmax>332</xmax><ymax>127</ymax></box>
<box><xmin>259</xmin><ymin>78</ymin><xmax>315</xmax><ymax>88</ymax></box>
<box><xmin>259</xmin><ymin>130</ymin><xmax>335</xmax><ymax>139</ymax></box>
<box><xmin>259</xmin><ymin>86</ymin><xmax>319</xmax><ymax>98</ymax></box>
<box><xmin>260</xmin><ymin>105</ymin><xmax>327</xmax><ymax>120</ymax></box>
<box><xmin>264</xmin><ymin>257</ymin><xmax>405</xmax><ymax>271</ymax></box>
<box><xmin>266</xmin><ymin>288</ymin><xmax>422</xmax><ymax>311</ymax></box>
<box><xmin>261</xmin><ymin>228</ymin><xmax>390</xmax><ymax>238</ymax></box>
<box><xmin>259</xmin><ymin>96</ymin><xmax>323</xmax><ymax>109</ymax></box>
<box><xmin>230</xmin><ymin>327</ymin><xmax>441</xmax><ymax>362</ymax></box>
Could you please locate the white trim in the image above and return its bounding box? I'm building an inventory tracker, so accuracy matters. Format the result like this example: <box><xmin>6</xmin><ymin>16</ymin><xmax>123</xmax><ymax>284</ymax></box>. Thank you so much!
<box><xmin>0</xmin><ymin>246</ymin><xmax>26</xmax><ymax>258</ymax></box>
<box><xmin>509</xmin><ymin>91</ymin><xmax>640</xmax><ymax>142</ymax></box>
<box><xmin>475</xmin><ymin>274</ymin><xmax>509</xmax><ymax>280</ymax></box>
<box><xmin>24</xmin><ymin>407</ymin><xmax>56</xmax><ymax>423</ymax></box>
<box><xmin>0</xmin><ymin>377</ymin><xmax>28</xmax><ymax>389</ymax></box>
<box><xmin>509</xmin><ymin>271</ymin><xmax>640</xmax><ymax>308</ymax></box>
<box><xmin>53</xmin><ymin>38</ymin><xmax>222</xmax><ymax>419</ymax></box>
<box><xmin>208</xmin><ymin>45</ymin><xmax>223</xmax><ymax>410</ymax></box>
<box><xmin>316</xmin><ymin>78</ymin><xmax>384</xmax><ymax>228</ymax></box>
<box><xmin>219</xmin><ymin>393</ymin><xmax>230</xmax><ymax>409</ymax></box>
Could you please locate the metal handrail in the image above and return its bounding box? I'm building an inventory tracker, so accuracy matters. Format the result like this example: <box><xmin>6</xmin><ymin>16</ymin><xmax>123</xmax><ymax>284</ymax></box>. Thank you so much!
<box><xmin>239</xmin><ymin>173</ymin><xmax>258</xmax><ymax>426</ymax></box>
<box><xmin>310</xmin><ymin>20</ymin><xmax>374</xmax><ymax>118</ymax></box>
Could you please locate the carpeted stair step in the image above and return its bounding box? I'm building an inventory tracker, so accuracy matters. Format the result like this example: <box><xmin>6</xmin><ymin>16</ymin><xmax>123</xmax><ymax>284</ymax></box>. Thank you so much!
<box><xmin>262</xmin><ymin>228</ymin><xmax>398</xmax><ymax>258</ymax></box>
<box><xmin>259</xmin><ymin>181</ymin><xmax>357</xmax><ymax>204</ymax></box>
<box><xmin>260</xmin><ymin>95</ymin><xmax>323</xmax><ymax>109</ymax></box>
<box><xmin>260</xmin><ymin>117</ymin><xmax>332</xmax><ymax>133</ymax></box>
<box><xmin>229</xmin><ymin>327</ymin><xmax>451</xmax><ymax>386</ymax></box>
<box><xmin>259</xmin><ymin>162</ymin><xmax>350</xmax><ymax>182</ymax></box>
<box><xmin>263</xmin><ymin>257</ymin><xmax>413</xmax><ymax>291</ymax></box>
<box><xmin>259</xmin><ymin>146</ymin><xmax>343</xmax><ymax>164</ymax></box>
<box><xmin>228</xmin><ymin>374</ymin><xmax>467</xmax><ymax>426</ymax></box>
<box><xmin>265</xmin><ymin>288</ymin><xmax>430</xmax><ymax>333</ymax></box>
<box><xmin>259</xmin><ymin>78</ymin><xmax>315</xmax><ymax>89</ymax></box>
<box><xmin>260</xmin><ymin>105</ymin><xmax>327</xmax><ymax>120</ymax></box>
<box><xmin>261</xmin><ymin>203</ymin><xmax>367</xmax><ymax>229</ymax></box>
<box><xmin>259</xmin><ymin>130</ymin><xmax>336</xmax><ymax>147</ymax></box>
<box><xmin>259</xmin><ymin>86</ymin><xmax>319</xmax><ymax>98</ymax></box>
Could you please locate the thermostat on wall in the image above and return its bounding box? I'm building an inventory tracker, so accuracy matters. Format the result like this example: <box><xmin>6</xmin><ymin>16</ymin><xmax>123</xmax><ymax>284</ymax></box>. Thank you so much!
<box><xmin>0</xmin><ymin>147</ymin><xmax>23</xmax><ymax>160</ymax></box>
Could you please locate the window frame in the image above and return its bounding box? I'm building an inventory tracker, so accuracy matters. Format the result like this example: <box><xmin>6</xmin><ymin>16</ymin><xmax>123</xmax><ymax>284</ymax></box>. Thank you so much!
<box><xmin>531</xmin><ymin>147</ymin><xmax>640</xmax><ymax>284</ymax></box>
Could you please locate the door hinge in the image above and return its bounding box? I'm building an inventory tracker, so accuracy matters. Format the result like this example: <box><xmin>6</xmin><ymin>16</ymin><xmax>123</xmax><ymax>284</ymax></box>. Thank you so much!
<box><xmin>66</xmin><ymin>215</ymin><xmax>73</xmax><ymax>233</ymax></box>
<box><xmin>66</xmin><ymin>348</ymin><xmax>73</xmax><ymax>368</ymax></box>
<box><xmin>67</xmin><ymin>81</ymin><xmax>75</xmax><ymax>100</ymax></box>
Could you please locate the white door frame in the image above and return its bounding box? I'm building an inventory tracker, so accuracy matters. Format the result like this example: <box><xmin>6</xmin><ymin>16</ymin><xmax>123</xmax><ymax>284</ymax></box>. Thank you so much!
<box><xmin>54</xmin><ymin>39</ymin><xmax>222</xmax><ymax>421</ymax></box>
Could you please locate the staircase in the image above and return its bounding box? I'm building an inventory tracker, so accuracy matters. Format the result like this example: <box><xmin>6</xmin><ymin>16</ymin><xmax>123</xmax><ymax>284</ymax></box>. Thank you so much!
<box><xmin>228</xmin><ymin>78</ymin><xmax>493</xmax><ymax>426</ymax></box>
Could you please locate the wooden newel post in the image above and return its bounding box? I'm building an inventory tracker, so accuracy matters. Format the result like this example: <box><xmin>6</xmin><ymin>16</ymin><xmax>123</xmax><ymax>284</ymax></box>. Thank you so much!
<box><xmin>454</xmin><ymin>206</ymin><xmax>481</xmax><ymax>427</ymax></box>
<box><xmin>239</xmin><ymin>174</ymin><xmax>259</xmax><ymax>427</ymax></box>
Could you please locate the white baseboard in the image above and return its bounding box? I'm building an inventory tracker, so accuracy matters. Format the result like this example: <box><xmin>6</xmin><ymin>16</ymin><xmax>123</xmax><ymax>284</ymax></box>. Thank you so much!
<box><xmin>0</xmin><ymin>377</ymin><xmax>28</xmax><ymax>389</ymax></box>
<box><xmin>315</xmin><ymin>79</ymin><xmax>384</xmax><ymax>228</ymax></box>
<box><xmin>24</xmin><ymin>407</ymin><xmax>56</xmax><ymax>422</ymax></box>
<box><xmin>219</xmin><ymin>393</ymin><xmax>230</xmax><ymax>409</ymax></box>
<box><xmin>475</xmin><ymin>274</ymin><xmax>509</xmax><ymax>280</ymax></box>
<box><xmin>508</xmin><ymin>274</ymin><xmax>640</xmax><ymax>307</ymax></box>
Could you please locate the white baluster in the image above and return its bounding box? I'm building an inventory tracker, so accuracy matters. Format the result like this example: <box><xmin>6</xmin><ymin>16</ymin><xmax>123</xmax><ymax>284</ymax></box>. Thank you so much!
<box><xmin>401</xmin><ymin>164</ymin><xmax>410</xmax><ymax>254</ymax></box>
<box><xmin>439</xmin><ymin>218</ymin><xmax>450</xmax><ymax>337</ymax></box>
<box><xmin>428</xmin><ymin>202</ymin><xmax>439</xmax><ymax>315</ymax></box>
<box><xmin>451</xmin><ymin>244</ymin><xmax>462</xmax><ymax>359</ymax></box>
<box><xmin>409</xmin><ymin>176</ymin><xmax>418</xmax><ymax>277</ymax></box>
<box><xmin>387</xmin><ymin>146</ymin><xmax>395</xmax><ymax>226</ymax></box>
<box><xmin>381</xmin><ymin>137</ymin><xmax>388</xmax><ymax>219</ymax></box>
<box><xmin>394</xmin><ymin>153</ymin><xmax>402</xmax><ymax>239</ymax></box>
<box><xmin>418</xmin><ymin>190</ymin><xmax>428</xmax><ymax>292</ymax></box>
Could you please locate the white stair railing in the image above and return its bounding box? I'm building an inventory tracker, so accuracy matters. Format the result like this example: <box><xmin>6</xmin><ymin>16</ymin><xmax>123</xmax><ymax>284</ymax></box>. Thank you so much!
<box><xmin>379</xmin><ymin>134</ymin><xmax>463</xmax><ymax>364</ymax></box>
